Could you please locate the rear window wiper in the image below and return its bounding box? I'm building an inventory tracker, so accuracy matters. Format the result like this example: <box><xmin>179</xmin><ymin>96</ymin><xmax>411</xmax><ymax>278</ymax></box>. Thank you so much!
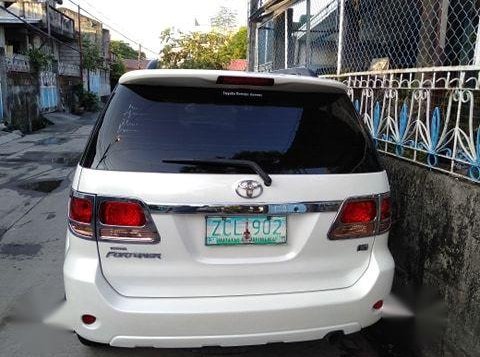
<box><xmin>163</xmin><ymin>159</ymin><xmax>272</xmax><ymax>187</ymax></box>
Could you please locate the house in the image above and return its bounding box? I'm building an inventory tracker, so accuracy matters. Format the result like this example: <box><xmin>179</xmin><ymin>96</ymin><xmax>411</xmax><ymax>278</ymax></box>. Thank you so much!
<box><xmin>0</xmin><ymin>0</ymin><xmax>112</xmax><ymax>131</ymax></box>
<box><xmin>122</xmin><ymin>58</ymin><xmax>150</xmax><ymax>72</ymax></box>
<box><xmin>226</xmin><ymin>59</ymin><xmax>247</xmax><ymax>71</ymax></box>
<box><xmin>0</xmin><ymin>0</ymin><xmax>77</xmax><ymax>131</ymax></box>
<box><xmin>58</xmin><ymin>7</ymin><xmax>111</xmax><ymax>101</ymax></box>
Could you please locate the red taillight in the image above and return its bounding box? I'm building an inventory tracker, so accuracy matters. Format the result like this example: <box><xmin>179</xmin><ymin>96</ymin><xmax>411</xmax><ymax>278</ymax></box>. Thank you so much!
<box><xmin>380</xmin><ymin>196</ymin><xmax>391</xmax><ymax>220</ymax></box>
<box><xmin>373</xmin><ymin>300</ymin><xmax>384</xmax><ymax>310</ymax></box>
<box><xmin>68</xmin><ymin>191</ymin><xmax>159</xmax><ymax>243</ymax></box>
<box><xmin>99</xmin><ymin>201</ymin><xmax>146</xmax><ymax>227</ymax></box>
<box><xmin>328</xmin><ymin>196</ymin><xmax>391</xmax><ymax>240</ymax></box>
<box><xmin>97</xmin><ymin>199</ymin><xmax>159</xmax><ymax>243</ymax></box>
<box><xmin>340</xmin><ymin>200</ymin><xmax>377</xmax><ymax>223</ymax></box>
<box><xmin>379</xmin><ymin>196</ymin><xmax>392</xmax><ymax>234</ymax></box>
<box><xmin>216</xmin><ymin>75</ymin><xmax>274</xmax><ymax>86</ymax></box>
<box><xmin>69</xmin><ymin>195</ymin><xmax>94</xmax><ymax>238</ymax></box>
<box><xmin>69</xmin><ymin>197</ymin><xmax>93</xmax><ymax>223</ymax></box>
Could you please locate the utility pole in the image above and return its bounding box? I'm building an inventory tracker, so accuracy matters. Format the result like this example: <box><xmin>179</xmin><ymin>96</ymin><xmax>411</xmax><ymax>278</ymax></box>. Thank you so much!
<box><xmin>46</xmin><ymin>1</ymin><xmax>52</xmax><ymax>48</ymax></box>
<box><xmin>137</xmin><ymin>44</ymin><xmax>142</xmax><ymax>69</ymax></box>
<box><xmin>474</xmin><ymin>15</ymin><xmax>480</xmax><ymax>66</ymax></box>
<box><xmin>305</xmin><ymin>0</ymin><xmax>311</xmax><ymax>67</ymax></box>
<box><xmin>336</xmin><ymin>0</ymin><xmax>346</xmax><ymax>75</ymax></box>
<box><xmin>77</xmin><ymin>4</ymin><xmax>84</xmax><ymax>87</ymax></box>
<box><xmin>46</xmin><ymin>2</ymin><xmax>50</xmax><ymax>36</ymax></box>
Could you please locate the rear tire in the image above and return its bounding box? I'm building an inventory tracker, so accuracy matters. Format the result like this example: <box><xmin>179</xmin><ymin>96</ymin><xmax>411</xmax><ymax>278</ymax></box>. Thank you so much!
<box><xmin>76</xmin><ymin>334</ymin><xmax>108</xmax><ymax>348</ymax></box>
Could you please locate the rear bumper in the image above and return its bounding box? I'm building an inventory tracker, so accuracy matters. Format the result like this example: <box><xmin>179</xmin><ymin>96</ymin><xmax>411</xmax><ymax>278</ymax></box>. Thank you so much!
<box><xmin>50</xmin><ymin>236</ymin><xmax>394</xmax><ymax>348</ymax></box>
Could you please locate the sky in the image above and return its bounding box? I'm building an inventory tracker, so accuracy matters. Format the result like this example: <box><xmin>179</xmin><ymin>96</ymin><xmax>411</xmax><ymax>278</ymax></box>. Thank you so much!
<box><xmin>62</xmin><ymin>0</ymin><xmax>248</xmax><ymax>59</ymax></box>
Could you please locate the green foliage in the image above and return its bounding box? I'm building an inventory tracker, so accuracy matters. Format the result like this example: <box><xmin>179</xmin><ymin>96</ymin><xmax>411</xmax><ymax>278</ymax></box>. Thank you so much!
<box><xmin>222</xmin><ymin>26</ymin><xmax>247</xmax><ymax>59</ymax></box>
<box><xmin>110</xmin><ymin>40</ymin><xmax>145</xmax><ymax>60</ymax></box>
<box><xmin>159</xmin><ymin>26</ymin><xmax>247</xmax><ymax>70</ymax></box>
<box><xmin>159</xmin><ymin>29</ymin><xmax>229</xmax><ymax>69</ymax></box>
<box><xmin>110</xmin><ymin>57</ymin><xmax>126</xmax><ymax>86</ymax></box>
<box><xmin>109</xmin><ymin>40</ymin><xmax>144</xmax><ymax>84</ymax></box>
<box><xmin>82</xmin><ymin>91</ymin><xmax>100</xmax><ymax>111</ymax></box>
<box><xmin>24</xmin><ymin>47</ymin><xmax>54</xmax><ymax>72</ymax></box>
<box><xmin>73</xmin><ymin>84</ymin><xmax>100</xmax><ymax>112</ymax></box>
<box><xmin>82</xmin><ymin>37</ymin><xmax>104</xmax><ymax>71</ymax></box>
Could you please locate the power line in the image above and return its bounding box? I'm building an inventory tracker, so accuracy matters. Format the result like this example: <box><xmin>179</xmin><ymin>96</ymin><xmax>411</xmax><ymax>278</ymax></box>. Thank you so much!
<box><xmin>78</xmin><ymin>0</ymin><xmax>137</xmax><ymax>41</ymax></box>
<box><xmin>63</xmin><ymin>0</ymin><xmax>158</xmax><ymax>56</ymax></box>
<box><xmin>0</xmin><ymin>4</ymin><xmax>81</xmax><ymax>53</ymax></box>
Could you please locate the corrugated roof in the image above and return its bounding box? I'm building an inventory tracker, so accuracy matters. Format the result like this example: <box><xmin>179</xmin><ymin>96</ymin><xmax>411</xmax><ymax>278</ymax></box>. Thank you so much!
<box><xmin>122</xmin><ymin>59</ymin><xmax>151</xmax><ymax>71</ymax></box>
<box><xmin>227</xmin><ymin>59</ymin><xmax>248</xmax><ymax>71</ymax></box>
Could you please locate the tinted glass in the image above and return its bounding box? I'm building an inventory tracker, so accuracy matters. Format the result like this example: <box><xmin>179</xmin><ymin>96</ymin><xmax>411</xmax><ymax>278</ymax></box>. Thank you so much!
<box><xmin>81</xmin><ymin>85</ymin><xmax>381</xmax><ymax>174</ymax></box>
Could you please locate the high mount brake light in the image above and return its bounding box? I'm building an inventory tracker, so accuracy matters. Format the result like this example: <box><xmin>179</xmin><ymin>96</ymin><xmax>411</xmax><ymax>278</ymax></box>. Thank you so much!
<box><xmin>328</xmin><ymin>194</ymin><xmax>391</xmax><ymax>240</ymax></box>
<box><xmin>68</xmin><ymin>190</ymin><xmax>160</xmax><ymax>243</ymax></box>
<box><xmin>216</xmin><ymin>75</ymin><xmax>274</xmax><ymax>86</ymax></box>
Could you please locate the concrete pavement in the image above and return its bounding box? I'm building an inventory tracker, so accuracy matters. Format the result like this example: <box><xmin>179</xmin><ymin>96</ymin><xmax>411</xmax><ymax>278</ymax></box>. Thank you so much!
<box><xmin>0</xmin><ymin>112</ymin><xmax>407</xmax><ymax>356</ymax></box>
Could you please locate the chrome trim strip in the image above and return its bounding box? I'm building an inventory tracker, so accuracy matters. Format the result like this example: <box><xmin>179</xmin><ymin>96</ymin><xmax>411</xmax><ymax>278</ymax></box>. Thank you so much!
<box><xmin>148</xmin><ymin>201</ymin><xmax>342</xmax><ymax>215</ymax></box>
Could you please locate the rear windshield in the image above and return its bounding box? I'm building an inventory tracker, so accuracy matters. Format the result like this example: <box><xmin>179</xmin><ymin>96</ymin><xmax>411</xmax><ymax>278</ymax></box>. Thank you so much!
<box><xmin>81</xmin><ymin>84</ymin><xmax>381</xmax><ymax>174</ymax></box>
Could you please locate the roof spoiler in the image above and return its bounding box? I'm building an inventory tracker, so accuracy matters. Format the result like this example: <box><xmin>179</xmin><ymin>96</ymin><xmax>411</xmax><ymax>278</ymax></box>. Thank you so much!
<box><xmin>271</xmin><ymin>67</ymin><xmax>317</xmax><ymax>77</ymax></box>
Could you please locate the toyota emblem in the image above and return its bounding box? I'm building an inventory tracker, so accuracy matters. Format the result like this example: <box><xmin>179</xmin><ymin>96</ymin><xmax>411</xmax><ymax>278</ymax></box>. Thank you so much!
<box><xmin>235</xmin><ymin>180</ymin><xmax>263</xmax><ymax>199</ymax></box>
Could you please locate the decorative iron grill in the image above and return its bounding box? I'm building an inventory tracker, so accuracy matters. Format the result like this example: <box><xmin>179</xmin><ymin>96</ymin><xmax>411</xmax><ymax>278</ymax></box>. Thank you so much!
<box><xmin>323</xmin><ymin>68</ymin><xmax>480</xmax><ymax>183</ymax></box>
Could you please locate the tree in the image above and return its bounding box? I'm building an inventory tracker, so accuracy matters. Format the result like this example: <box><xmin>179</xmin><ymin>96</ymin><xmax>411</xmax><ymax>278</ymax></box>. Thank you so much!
<box><xmin>210</xmin><ymin>6</ymin><xmax>237</xmax><ymax>32</ymax></box>
<box><xmin>159</xmin><ymin>28</ymin><xmax>229</xmax><ymax>69</ymax></box>
<box><xmin>82</xmin><ymin>37</ymin><xmax>104</xmax><ymax>91</ymax></box>
<box><xmin>110</xmin><ymin>57</ymin><xmax>126</xmax><ymax>87</ymax></box>
<box><xmin>158</xmin><ymin>26</ymin><xmax>247</xmax><ymax>70</ymax></box>
<box><xmin>82</xmin><ymin>37</ymin><xmax>104</xmax><ymax>72</ymax></box>
<box><xmin>222</xmin><ymin>26</ymin><xmax>247</xmax><ymax>59</ymax></box>
<box><xmin>110</xmin><ymin>40</ymin><xmax>145</xmax><ymax>60</ymax></box>
<box><xmin>109</xmin><ymin>40</ymin><xmax>145</xmax><ymax>88</ymax></box>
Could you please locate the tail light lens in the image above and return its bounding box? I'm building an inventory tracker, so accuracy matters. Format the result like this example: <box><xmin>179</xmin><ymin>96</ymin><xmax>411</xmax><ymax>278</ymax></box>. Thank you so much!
<box><xmin>99</xmin><ymin>201</ymin><xmax>146</xmax><ymax>226</ymax></box>
<box><xmin>378</xmin><ymin>195</ymin><xmax>391</xmax><ymax>234</ymax></box>
<box><xmin>68</xmin><ymin>191</ymin><xmax>159</xmax><ymax>243</ymax></box>
<box><xmin>340</xmin><ymin>200</ymin><xmax>377</xmax><ymax>223</ymax></box>
<box><xmin>328</xmin><ymin>194</ymin><xmax>391</xmax><ymax>240</ymax></box>
<box><xmin>68</xmin><ymin>194</ymin><xmax>94</xmax><ymax>238</ymax></box>
<box><xmin>97</xmin><ymin>199</ymin><xmax>159</xmax><ymax>243</ymax></box>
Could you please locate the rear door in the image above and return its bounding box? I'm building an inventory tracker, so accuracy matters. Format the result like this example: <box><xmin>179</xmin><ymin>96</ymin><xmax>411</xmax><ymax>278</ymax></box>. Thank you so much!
<box><xmin>78</xmin><ymin>82</ymin><xmax>388</xmax><ymax>298</ymax></box>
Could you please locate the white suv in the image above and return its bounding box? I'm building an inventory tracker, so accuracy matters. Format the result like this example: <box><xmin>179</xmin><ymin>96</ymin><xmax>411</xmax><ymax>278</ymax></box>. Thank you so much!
<box><xmin>52</xmin><ymin>70</ymin><xmax>394</xmax><ymax>348</ymax></box>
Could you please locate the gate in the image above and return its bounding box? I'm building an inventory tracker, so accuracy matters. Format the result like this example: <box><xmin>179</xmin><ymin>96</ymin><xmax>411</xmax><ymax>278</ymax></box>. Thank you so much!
<box><xmin>39</xmin><ymin>70</ymin><xmax>59</xmax><ymax>113</ymax></box>
<box><xmin>88</xmin><ymin>70</ymin><xmax>100</xmax><ymax>96</ymax></box>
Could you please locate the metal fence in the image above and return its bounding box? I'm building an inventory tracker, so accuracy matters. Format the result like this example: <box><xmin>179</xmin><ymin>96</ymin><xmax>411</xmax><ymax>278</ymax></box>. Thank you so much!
<box><xmin>252</xmin><ymin>0</ymin><xmax>480</xmax><ymax>75</ymax></box>
<box><xmin>250</xmin><ymin>0</ymin><xmax>480</xmax><ymax>183</ymax></box>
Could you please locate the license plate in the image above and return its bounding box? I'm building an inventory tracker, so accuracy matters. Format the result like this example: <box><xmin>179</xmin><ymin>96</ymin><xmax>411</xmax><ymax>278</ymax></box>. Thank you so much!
<box><xmin>206</xmin><ymin>216</ymin><xmax>287</xmax><ymax>246</ymax></box>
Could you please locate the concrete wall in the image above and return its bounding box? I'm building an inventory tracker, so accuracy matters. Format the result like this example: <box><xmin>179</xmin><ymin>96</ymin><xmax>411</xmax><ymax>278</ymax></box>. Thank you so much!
<box><xmin>0</xmin><ymin>27</ymin><xmax>6</xmax><ymax>121</ymax></box>
<box><xmin>383</xmin><ymin>156</ymin><xmax>480</xmax><ymax>357</ymax></box>
<box><xmin>59</xmin><ymin>43</ymin><xmax>80</xmax><ymax>67</ymax></box>
<box><xmin>58</xmin><ymin>75</ymin><xmax>81</xmax><ymax>112</ymax></box>
<box><xmin>5</xmin><ymin>72</ymin><xmax>39</xmax><ymax>132</ymax></box>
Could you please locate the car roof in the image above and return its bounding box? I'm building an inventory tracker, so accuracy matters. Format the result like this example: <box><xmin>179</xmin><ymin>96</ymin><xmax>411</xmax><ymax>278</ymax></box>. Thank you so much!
<box><xmin>118</xmin><ymin>69</ymin><xmax>347</xmax><ymax>94</ymax></box>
